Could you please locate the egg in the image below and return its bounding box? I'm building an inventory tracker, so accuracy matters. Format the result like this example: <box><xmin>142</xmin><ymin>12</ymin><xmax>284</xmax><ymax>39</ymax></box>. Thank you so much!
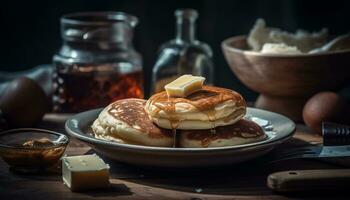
<box><xmin>303</xmin><ymin>92</ymin><xmax>350</xmax><ymax>134</ymax></box>
<box><xmin>0</xmin><ymin>77</ymin><xmax>50</xmax><ymax>127</ymax></box>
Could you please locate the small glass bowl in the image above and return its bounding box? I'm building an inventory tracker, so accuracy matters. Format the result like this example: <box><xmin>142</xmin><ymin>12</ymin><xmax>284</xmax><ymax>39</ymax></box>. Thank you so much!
<box><xmin>0</xmin><ymin>128</ymin><xmax>69</xmax><ymax>172</ymax></box>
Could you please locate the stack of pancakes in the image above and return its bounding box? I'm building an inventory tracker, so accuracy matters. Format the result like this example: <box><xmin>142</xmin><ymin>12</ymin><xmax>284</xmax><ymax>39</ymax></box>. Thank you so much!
<box><xmin>92</xmin><ymin>86</ymin><xmax>266</xmax><ymax>148</ymax></box>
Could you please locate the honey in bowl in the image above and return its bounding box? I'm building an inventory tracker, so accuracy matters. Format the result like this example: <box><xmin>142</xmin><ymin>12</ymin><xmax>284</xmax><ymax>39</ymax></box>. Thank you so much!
<box><xmin>0</xmin><ymin>129</ymin><xmax>69</xmax><ymax>172</ymax></box>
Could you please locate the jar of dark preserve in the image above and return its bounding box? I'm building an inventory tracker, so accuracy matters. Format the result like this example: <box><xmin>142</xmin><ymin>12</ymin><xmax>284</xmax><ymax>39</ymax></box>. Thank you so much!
<box><xmin>53</xmin><ymin>12</ymin><xmax>143</xmax><ymax>113</ymax></box>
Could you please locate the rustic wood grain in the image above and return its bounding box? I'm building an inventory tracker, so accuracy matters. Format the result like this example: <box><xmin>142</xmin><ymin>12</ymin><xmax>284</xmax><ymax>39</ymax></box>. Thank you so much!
<box><xmin>0</xmin><ymin>115</ymin><xmax>349</xmax><ymax>199</ymax></box>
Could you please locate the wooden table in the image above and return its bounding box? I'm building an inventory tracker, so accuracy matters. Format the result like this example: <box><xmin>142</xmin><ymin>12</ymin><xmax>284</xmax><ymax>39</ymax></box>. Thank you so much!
<box><xmin>0</xmin><ymin>114</ymin><xmax>349</xmax><ymax>200</ymax></box>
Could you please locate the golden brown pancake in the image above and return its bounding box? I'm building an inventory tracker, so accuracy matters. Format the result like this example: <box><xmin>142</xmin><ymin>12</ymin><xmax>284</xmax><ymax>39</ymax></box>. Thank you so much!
<box><xmin>179</xmin><ymin>119</ymin><xmax>266</xmax><ymax>148</ymax></box>
<box><xmin>91</xmin><ymin>98</ymin><xmax>174</xmax><ymax>147</ymax></box>
<box><xmin>145</xmin><ymin>86</ymin><xmax>247</xmax><ymax>130</ymax></box>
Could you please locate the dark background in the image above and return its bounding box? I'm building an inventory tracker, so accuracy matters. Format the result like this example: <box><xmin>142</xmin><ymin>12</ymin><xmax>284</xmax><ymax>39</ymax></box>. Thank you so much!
<box><xmin>0</xmin><ymin>0</ymin><xmax>349</xmax><ymax>100</ymax></box>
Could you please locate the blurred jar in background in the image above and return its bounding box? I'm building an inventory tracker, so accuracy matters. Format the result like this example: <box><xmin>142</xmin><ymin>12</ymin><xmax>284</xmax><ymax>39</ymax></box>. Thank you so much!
<box><xmin>53</xmin><ymin>12</ymin><xmax>143</xmax><ymax>113</ymax></box>
<box><xmin>151</xmin><ymin>9</ymin><xmax>214</xmax><ymax>94</ymax></box>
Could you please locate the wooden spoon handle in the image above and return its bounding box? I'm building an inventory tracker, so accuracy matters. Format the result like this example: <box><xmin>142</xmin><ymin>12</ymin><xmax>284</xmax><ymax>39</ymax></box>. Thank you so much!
<box><xmin>267</xmin><ymin>169</ymin><xmax>350</xmax><ymax>192</ymax></box>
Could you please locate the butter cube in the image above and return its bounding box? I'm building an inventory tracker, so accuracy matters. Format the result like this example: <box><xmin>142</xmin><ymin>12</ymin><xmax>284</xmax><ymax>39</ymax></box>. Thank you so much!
<box><xmin>62</xmin><ymin>154</ymin><xmax>110</xmax><ymax>191</ymax></box>
<box><xmin>164</xmin><ymin>74</ymin><xmax>205</xmax><ymax>97</ymax></box>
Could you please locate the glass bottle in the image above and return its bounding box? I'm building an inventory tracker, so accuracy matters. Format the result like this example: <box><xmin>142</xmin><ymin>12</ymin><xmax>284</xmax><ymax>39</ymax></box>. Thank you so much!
<box><xmin>151</xmin><ymin>9</ymin><xmax>214</xmax><ymax>94</ymax></box>
<box><xmin>53</xmin><ymin>12</ymin><xmax>143</xmax><ymax>113</ymax></box>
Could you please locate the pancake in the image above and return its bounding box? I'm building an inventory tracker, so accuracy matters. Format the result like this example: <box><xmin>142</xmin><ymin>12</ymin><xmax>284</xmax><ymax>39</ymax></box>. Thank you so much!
<box><xmin>179</xmin><ymin>119</ymin><xmax>266</xmax><ymax>148</ymax></box>
<box><xmin>91</xmin><ymin>98</ymin><xmax>174</xmax><ymax>147</ymax></box>
<box><xmin>145</xmin><ymin>86</ymin><xmax>246</xmax><ymax>130</ymax></box>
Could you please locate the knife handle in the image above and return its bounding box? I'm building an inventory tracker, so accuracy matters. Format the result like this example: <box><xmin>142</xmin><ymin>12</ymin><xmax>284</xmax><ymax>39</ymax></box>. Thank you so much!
<box><xmin>267</xmin><ymin>169</ymin><xmax>350</xmax><ymax>192</ymax></box>
<box><xmin>323</xmin><ymin>122</ymin><xmax>350</xmax><ymax>146</ymax></box>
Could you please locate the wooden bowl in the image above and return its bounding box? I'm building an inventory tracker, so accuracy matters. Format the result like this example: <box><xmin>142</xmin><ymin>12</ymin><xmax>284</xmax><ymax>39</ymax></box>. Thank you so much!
<box><xmin>222</xmin><ymin>35</ymin><xmax>350</xmax><ymax>121</ymax></box>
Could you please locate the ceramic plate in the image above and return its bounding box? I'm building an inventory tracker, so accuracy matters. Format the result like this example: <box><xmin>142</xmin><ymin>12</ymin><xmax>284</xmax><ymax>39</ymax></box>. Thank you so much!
<box><xmin>65</xmin><ymin>107</ymin><xmax>295</xmax><ymax>168</ymax></box>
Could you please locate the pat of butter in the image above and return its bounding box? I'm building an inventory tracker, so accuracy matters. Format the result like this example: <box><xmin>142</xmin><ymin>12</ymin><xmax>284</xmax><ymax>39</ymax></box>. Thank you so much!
<box><xmin>164</xmin><ymin>74</ymin><xmax>205</xmax><ymax>97</ymax></box>
<box><xmin>62</xmin><ymin>154</ymin><xmax>110</xmax><ymax>191</ymax></box>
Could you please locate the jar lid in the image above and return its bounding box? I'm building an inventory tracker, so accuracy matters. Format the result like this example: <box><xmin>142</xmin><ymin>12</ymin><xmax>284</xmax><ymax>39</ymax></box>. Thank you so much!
<box><xmin>61</xmin><ymin>12</ymin><xmax>138</xmax><ymax>43</ymax></box>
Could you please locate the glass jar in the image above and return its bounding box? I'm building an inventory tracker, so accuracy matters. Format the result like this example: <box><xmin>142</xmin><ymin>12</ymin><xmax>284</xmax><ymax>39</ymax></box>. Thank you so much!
<box><xmin>151</xmin><ymin>9</ymin><xmax>214</xmax><ymax>94</ymax></box>
<box><xmin>53</xmin><ymin>12</ymin><xmax>143</xmax><ymax>113</ymax></box>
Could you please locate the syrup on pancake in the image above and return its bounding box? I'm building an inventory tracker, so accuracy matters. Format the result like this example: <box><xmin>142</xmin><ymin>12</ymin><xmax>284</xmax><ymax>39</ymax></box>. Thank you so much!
<box><xmin>147</xmin><ymin>86</ymin><xmax>246</xmax><ymax>130</ymax></box>
<box><xmin>182</xmin><ymin>119</ymin><xmax>266</xmax><ymax>147</ymax></box>
<box><xmin>107</xmin><ymin>98</ymin><xmax>172</xmax><ymax>138</ymax></box>
<box><xmin>148</xmin><ymin>86</ymin><xmax>246</xmax><ymax>112</ymax></box>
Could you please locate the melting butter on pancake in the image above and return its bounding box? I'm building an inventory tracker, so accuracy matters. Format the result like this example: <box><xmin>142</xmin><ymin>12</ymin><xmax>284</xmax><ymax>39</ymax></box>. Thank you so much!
<box><xmin>91</xmin><ymin>98</ymin><xmax>173</xmax><ymax>147</ymax></box>
<box><xmin>145</xmin><ymin>86</ymin><xmax>246</xmax><ymax>130</ymax></box>
<box><xmin>179</xmin><ymin>119</ymin><xmax>267</xmax><ymax>148</ymax></box>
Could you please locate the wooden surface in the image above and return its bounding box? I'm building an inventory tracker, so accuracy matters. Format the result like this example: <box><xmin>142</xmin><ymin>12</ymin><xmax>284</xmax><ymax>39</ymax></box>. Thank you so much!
<box><xmin>0</xmin><ymin>114</ymin><xmax>350</xmax><ymax>200</ymax></box>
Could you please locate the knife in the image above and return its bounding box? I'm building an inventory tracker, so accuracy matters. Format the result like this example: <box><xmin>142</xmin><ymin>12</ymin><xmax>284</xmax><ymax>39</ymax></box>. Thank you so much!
<box><xmin>267</xmin><ymin>169</ymin><xmax>350</xmax><ymax>192</ymax></box>
<box><xmin>267</xmin><ymin>122</ymin><xmax>350</xmax><ymax>192</ymax></box>
<box><xmin>264</xmin><ymin>122</ymin><xmax>350</xmax><ymax>163</ymax></box>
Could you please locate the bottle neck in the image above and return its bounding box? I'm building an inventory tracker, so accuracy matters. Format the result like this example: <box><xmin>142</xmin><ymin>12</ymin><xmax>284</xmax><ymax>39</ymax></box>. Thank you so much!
<box><xmin>175</xmin><ymin>9</ymin><xmax>197</xmax><ymax>43</ymax></box>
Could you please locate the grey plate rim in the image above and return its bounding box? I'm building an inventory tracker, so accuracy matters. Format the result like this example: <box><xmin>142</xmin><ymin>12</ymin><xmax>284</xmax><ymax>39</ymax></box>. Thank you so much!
<box><xmin>65</xmin><ymin>107</ymin><xmax>296</xmax><ymax>153</ymax></box>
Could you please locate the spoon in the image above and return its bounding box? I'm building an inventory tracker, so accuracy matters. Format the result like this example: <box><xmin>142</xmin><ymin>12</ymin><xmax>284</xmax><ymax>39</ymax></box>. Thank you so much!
<box><xmin>309</xmin><ymin>33</ymin><xmax>350</xmax><ymax>54</ymax></box>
